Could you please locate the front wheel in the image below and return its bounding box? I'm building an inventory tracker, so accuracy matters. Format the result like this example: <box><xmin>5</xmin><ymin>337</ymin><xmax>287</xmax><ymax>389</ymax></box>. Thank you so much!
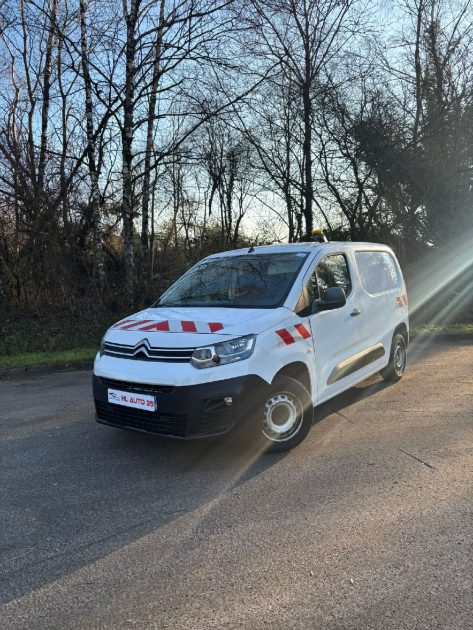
<box><xmin>259</xmin><ymin>376</ymin><xmax>313</xmax><ymax>452</ymax></box>
<box><xmin>381</xmin><ymin>332</ymin><xmax>407</xmax><ymax>383</ymax></box>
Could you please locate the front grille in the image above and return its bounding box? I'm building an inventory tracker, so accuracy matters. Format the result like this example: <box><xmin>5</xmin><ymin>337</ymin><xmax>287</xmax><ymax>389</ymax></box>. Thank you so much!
<box><xmin>99</xmin><ymin>377</ymin><xmax>174</xmax><ymax>395</ymax></box>
<box><xmin>103</xmin><ymin>341</ymin><xmax>194</xmax><ymax>363</ymax></box>
<box><xmin>199</xmin><ymin>398</ymin><xmax>235</xmax><ymax>435</ymax></box>
<box><xmin>95</xmin><ymin>401</ymin><xmax>187</xmax><ymax>437</ymax></box>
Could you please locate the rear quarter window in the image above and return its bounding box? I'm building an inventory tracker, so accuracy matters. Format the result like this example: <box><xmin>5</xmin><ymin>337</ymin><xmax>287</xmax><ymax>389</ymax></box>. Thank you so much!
<box><xmin>355</xmin><ymin>251</ymin><xmax>400</xmax><ymax>295</ymax></box>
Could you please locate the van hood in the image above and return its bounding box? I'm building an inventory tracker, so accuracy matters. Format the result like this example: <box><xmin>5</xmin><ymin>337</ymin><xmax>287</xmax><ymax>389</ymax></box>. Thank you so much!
<box><xmin>105</xmin><ymin>306</ymin><xmax>292</xmax><ymax>348</ymax></box>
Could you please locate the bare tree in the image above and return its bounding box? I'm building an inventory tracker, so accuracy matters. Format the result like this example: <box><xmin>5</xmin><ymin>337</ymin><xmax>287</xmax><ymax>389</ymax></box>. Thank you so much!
<box><xmin>314</xmin><ymin>87</ymin><xmax>384</xmax><ymax>240</ymax></box>
<box><xmin>121</xmin><ymin>0</ymin><xmax>141</xmax><ymax>300</ymax></box>
<box><xmin>233</xmin><ymin>73</ymin><xmax>304</xmax><ymax>241</ymax></box>
<box><xmin>140</xmin><ymin>0</ymin><xmax>165</xmax><ymax>275</ymax></box>
<box><xmin>201</xmin><ymin>119</ymin><xmax>253</xmax><ymax>246</ymax></box>
<box><xmin>79</xmin><ymin>0</ymin><xmax>105</xmax><ymax>285</ymax></box>
<box><xmin>245</xmin><ymin>0</ymin><xmax>357</xmax><ymax>237</ymax></box>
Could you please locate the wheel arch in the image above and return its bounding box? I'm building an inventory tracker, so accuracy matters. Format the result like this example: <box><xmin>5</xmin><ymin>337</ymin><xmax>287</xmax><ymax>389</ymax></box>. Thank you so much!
<box><xmin>272</xmin><ymin>361</ymin><xmax>312</xmax><ymax>396</ymax></box>
<box><xmin>394</xmin><ymin>322</ymin><xmax>409</xmax><ymax>345</ymax></box>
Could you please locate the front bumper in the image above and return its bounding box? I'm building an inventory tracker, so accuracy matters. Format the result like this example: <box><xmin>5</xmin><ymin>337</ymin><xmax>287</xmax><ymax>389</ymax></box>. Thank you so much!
<box><xmin>93</xmin><ymin>373</ymin><xmax>270</xmax><ymax>439</ymax></box>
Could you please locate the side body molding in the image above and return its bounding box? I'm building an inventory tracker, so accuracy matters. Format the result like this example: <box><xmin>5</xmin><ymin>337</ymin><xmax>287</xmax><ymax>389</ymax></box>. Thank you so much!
<box><xmin>327</xmin><ymin>343</ymin><xmax>385</xmax><ymax>385</ymax></box>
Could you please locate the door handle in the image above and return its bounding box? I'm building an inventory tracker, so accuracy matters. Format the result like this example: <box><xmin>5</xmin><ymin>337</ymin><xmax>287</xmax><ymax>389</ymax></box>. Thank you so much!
<box><xmin>350</xmin><ymin>307</ymin><xmax>363</xmax><ymax>317</ymax></box>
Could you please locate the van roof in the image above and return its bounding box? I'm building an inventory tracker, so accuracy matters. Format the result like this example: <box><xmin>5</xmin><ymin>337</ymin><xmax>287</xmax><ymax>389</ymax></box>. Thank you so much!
<box><xmin>207</xmin><ymin>241</ymin><xmax>392</xmax><ymax>258</ymax></box>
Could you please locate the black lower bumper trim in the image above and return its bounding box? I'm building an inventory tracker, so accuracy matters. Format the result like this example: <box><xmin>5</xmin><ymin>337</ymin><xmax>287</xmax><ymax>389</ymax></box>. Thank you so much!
<box><xmin>93</xmin><ymin>374</ymin><xmax>269</xmax><ymax>439</ymax></box>
<box><xmin>95</xmin><ymin>400</ymin><xmax>188</xmax><ymax>437</ymax></box>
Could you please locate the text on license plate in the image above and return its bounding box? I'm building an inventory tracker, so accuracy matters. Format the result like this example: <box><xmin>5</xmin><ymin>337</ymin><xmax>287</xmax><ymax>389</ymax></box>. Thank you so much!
<box><xmin>108</xmin><ymin>388</ymin><xmax>156</xmax><ymax>412</ymax></box>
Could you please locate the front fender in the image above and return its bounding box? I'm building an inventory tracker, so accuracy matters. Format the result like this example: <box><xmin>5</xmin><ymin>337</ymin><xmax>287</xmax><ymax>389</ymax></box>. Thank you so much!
<box><xmin>253</xmin><ymin>319</ymin><xmax>317</xmax><ymax>403</ymax></box>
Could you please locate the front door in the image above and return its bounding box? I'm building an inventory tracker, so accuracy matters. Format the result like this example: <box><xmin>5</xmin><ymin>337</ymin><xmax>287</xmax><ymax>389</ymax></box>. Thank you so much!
<box><xmin>303</xmin><ymin>251</ymin><xmax>367</xmax><ymax>403</ymax></box>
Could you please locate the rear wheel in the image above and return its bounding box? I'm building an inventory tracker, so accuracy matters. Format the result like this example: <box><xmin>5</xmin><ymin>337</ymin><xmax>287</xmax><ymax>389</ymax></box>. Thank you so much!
<box><xmin>381</xmin><ymin>332</ymin><xmax>407</xmax><ymax>383</ymax></box>
<box><xmin>259</xmin><ymin>376</ymin><xmax>313</xmax><ymax>452</ymax></box>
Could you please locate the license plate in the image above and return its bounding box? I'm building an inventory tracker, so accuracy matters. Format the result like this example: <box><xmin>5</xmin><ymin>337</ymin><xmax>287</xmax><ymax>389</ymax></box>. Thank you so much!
<box><xmin>107</xmin><ymin>388</ymin><xmax>156</xmax><ymax>412</ymax></box>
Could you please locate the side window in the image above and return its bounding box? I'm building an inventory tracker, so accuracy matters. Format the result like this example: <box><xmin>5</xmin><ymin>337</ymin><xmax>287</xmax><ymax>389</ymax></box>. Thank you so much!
<box><xmin>315</xmin><ymin>254</ymin><xmax>351</xmax><ymax>299</ymax></box>
<box><xmin>355</xmin><ymin>251</ymin><xmax>400</xmax><ymax>294</ymax></box>
<box><xmin>296</xmin><ymin>254</ymin><xmax>351</xmax><ymax>314</ymax></box>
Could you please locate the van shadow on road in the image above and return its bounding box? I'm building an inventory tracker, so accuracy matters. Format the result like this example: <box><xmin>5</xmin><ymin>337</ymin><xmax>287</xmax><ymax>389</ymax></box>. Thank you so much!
<box><xmin>313</xmin><ymin>336</ymin><xmax>454</xmax><ymax>425</ymax></box>
<box><xmin>314</xmin><ymin>376</ymin><xmax>389</xmax><ymax>424</ymax></box>
<box><xmin>0</xmin><ymin>404</ymin><xmax>287</xmax><ymax>606</ymax></box>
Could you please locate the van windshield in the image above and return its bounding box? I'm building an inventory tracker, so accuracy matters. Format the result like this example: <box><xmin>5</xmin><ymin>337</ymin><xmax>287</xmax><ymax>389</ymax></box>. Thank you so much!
<box><xmin>155</xmin><ymin>253</ymin><xmax>309</xmax><ymax>309</ymax></box>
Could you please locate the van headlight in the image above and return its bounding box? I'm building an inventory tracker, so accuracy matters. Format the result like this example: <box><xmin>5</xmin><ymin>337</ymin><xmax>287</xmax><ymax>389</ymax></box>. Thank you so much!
<box><xmin>99</xmin><ymin>337</ymin><xmax>106</xmax><ymax>357</ymax></box>
<box><xmin>191</xmin><ymin>334</ymin><xmax>256</xmax><ymax>369</ymax></box>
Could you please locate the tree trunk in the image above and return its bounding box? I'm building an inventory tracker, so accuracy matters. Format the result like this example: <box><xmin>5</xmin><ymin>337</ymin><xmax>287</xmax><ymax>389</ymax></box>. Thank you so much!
<box><xmin>302</xmin><ymin>84</ymin><xmax>313</xmax><ymax>238</ymax></box>
<box><xmin>141</xmin><ymin>0</ymin><xmax>165</xmax><ymax>277</ymax></box>
<box><xmin>413</xmin><ymin>0</ymin><xmax>425</xmax><ymax>147</ymax></box>
<box><xmin>38</xmin><ymin>0</ymin><xmax>58</xmax><ymax>191</ymax></box>
<box><xmin>122</xmin><ymin>0</ymin><xmax>140</xmax><ymax>302</ymax></box>
<box><xmin>57</xmin><ymin>26</ymin><xmax>70</xmax><ymax>248</ymax></box>
<box><xmin>150</xmin><ymin>172</ymin><xmax>157</xmax><ymax>277</ymax></box>
<box><xmin>284</xmin><ymin>82</ymin><xmax>294</xmax><ymax>242</ymax></box>
<box><xmin>79</xmin><ymin>0</ymin><xmax>105</xmax><ymax>286</ymax></box>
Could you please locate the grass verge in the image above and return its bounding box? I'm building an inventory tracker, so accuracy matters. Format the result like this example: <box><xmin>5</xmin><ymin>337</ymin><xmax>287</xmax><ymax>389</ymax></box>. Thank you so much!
<box><xmin>411</xmin><ymin>323</ymin><xmax>473</xmax><ymax>337</ymax></box>
<box><xmin>0</xmin><ymin>347</ymin><xmax>97</xmax><ymax>370</ymax></box>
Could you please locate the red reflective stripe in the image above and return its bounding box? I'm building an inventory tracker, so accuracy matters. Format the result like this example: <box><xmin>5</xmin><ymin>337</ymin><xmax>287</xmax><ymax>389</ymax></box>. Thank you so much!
<box><xmin>294</xmin><ymin>323</ymin><xmax>311</xmax><ymax>339</ymax></box>
<box><xmin>137</xmin><ymin>320</ymin><xmax>170</xmax><ymax>332</ymax></box>
<box><xmin>181</xmin><ymin>320</ymin><xmax>197</xmax><ymax>333</ymax></box>
<box><xmin>119</xmin><ymin>319</ymin><xmax>153</xmax><ymax>330</ymax></box>
<box><xmin>396</xmin><ymin>297</ymin><xmax>403</xmax><ymax>306</ymax></box>
<box><xmin>276</xmin><ymin>329</ymin><xmax>295</xmax><ymax>345</ymax></box>
<box><xmin>113</xmin><ymin>319</ymin><xmax>133</xmax><ymax>328</ymax></box>
<box><xmin>208</xmin><ymin>322</ymin><xmax>224</xmax><ymax>332</ymax></box>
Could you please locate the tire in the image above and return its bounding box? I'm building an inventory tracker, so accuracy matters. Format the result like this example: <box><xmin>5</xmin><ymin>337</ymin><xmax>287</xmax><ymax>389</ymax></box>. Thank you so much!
<box><xmin>258</xmin><ymin>376</ymin><xmax>313</xmax><ymax>453</ymax></box>
<box><xmin>381</xmin><ymin>332</ymin><xmax>407</xmax><ymax>383</ymax></box>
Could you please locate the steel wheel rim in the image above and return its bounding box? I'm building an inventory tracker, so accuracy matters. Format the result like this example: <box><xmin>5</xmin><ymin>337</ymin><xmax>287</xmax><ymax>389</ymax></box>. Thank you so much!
<box><xmin>393</xmin><ymin>342</ymin><xmax>406</xmax><ymax>376</ymax></box>
<box><xmin>262</xmin><ymin>392</ymin><xmax>303</xmax><ymax>442</ymax></box>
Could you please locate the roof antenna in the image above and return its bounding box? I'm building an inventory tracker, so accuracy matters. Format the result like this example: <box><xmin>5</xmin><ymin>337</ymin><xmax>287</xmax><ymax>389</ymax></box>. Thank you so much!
<box><xmin>248</xmin><ymin>245</ymin><xmax>255</xmax><ymax>253</ymax></box>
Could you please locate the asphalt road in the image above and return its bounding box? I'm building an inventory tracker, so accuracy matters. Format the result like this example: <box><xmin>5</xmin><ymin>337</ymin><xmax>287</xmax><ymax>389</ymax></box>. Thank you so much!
<box><xmin>0</xmin><ymin>340</ymin><xmax>472</xmax><ymax>629</ymax></box>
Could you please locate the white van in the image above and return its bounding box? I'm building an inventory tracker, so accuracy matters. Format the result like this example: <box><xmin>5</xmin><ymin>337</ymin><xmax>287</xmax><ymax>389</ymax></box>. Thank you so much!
<box><xmin>93</xmin><ymin>240</ymin><xmax>408</xmax><ymax>451</ymax></box>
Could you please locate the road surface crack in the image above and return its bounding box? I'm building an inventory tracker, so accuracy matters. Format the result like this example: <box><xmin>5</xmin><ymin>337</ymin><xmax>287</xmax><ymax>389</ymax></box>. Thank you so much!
<box><xmin>397</xmin><ymin>448</ymin><xmax>437</xmax><ymax>470</ymax></box>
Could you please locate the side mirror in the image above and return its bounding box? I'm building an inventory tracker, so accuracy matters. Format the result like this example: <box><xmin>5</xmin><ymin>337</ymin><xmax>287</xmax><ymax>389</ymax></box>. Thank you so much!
<box><xmin>314</xmin><ymin>286</ymin><xmax>346</xmax><ymax>312</ymax></box>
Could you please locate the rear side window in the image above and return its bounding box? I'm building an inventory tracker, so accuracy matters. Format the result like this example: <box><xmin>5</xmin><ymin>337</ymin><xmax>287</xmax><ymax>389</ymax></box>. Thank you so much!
<box><xmin>355</xmin><ymin>251</ymin><xmax>400</xmax><ymax>294</ymax></box>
